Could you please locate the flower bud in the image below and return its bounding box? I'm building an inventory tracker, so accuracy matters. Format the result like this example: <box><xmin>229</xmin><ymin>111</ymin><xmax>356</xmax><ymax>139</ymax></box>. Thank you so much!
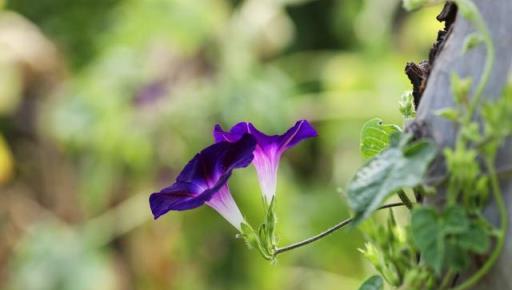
<box><xmin>451</xmin><ymin>73</ymin><xmax>472</xmax><ymax>105</ymax></box>
<box><xmin>399</xmin><ymin>91</ymin><xmax>416</xmax><ymax>119</ymax></box>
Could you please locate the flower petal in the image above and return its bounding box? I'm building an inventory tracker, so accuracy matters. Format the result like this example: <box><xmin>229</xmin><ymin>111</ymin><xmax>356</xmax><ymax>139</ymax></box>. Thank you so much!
<box><xmin>214</xmin><ymin>120</ymin><xmax>317</xmax><ymax>153</ymax></box>
<box><xmin>213</xmin><ymin>120</ymin><xmax>317</xmax><ymax>204</ymax></box>
<box><xmin>178</xmin><ymin>133</ymin><xmax>256</xmax><ymax>187</ymax></box>
<box><xmin>205</xmin><ymin>185</ymin><xmax>244</xmax><ymax>230</ymax></box>
<box><xmin>274</xmin><ymin>120</ymin><xmax>318</xmax><ymax>152</ymax></box>
<box><xmin>149</xmin><ymin>134</ymin><xmax>256</xmax><ymax>220</ymax></box>
<box><xmin>213</xmin><ymin>122</ymin><xmax>251</xmax><ymax>143</ymax></box>
<box><xmin>149</xmin><ymin>182</ymin><xmax>204</xmax><ymax>219</ymax></box>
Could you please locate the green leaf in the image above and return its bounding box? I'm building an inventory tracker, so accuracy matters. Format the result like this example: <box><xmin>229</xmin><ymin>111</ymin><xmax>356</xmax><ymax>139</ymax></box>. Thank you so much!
<box><xmin>399</xmin><ymin>91</ymin><xmax>416</xmax><ymax>119</ymax></box>
<box><xmin>463</xmin><ymin>33</ymin><xmax>483</xmax><ymax>53</ymax></box>
<box><xmin>445</xmin><ymin>240</ymin><xmax>470</xmax><ymax>271</ymax></box>
<box><xmin>360</xmin><ymin>118</ymin><xmax>401</xmax><ymax>159</ymax></box>
<box><xmin>411</xmin><ymin>207</ymin><xmax>445</xmax><ymax>275</ymax></box>
<box><xmin>348</xmin><ymin>136</ymin><xmax>437</xmax><ymax>224</ymax></box>
<box><xmin>450</xmin><ymin>73</ymin><xmax>472</xmax><ymax>105</ymax></box>
<box><xmin>411</xmin><ymin>205</ymin><xmax>490</xmax><ymax>275</ymax></box>
<box><xmin>443</xmin><ymin>206</ymin><xmax>470</xmax><ymax>234</ymax></box>
<box><xmin>458</xmin><ymin>222</ymin><xmax>490</xmax><ymax>254</ymax></box>
<box><xmin>358</xmin><ymin>275</ymin><xmax>384</xmax><ymax>290</ymax></box>
<box><xmin>436</xmin><ymin>107</ymin><xmax>459</xmax><ymax>122</ymax></box>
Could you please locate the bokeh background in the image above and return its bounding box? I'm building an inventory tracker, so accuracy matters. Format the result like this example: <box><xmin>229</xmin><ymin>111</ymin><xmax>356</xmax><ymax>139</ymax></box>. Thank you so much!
<box><xmin>0</xmin><ymin>0</ymin><xmax>445</xmax><ymax>289</ymax></box>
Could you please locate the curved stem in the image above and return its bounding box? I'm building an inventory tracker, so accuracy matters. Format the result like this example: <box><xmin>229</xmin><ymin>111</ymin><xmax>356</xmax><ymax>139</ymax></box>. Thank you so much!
<box><xmin>462</xmin><ymin>2</ymin><xmax>495</xmax><ymax>122</ymax></box>
<box><xmin>440</xmin><ymin>269</ymin><xmax>456</xmax><ymax>290</ymax></box>
<box><xmin>453</xmin><ymin>158</ymin><xmax>508</xmax><ymax>290</ymax></box>
<box><xmin>466</xmin><ymin>38</ymin><xmax>494</xmax><ymax>121</ymax></box>
<box><xmin>398</xmin><ymin>190</ymin><xmax>414</xmax><ymax>209</ymax></box>
<box><xmin>274</xmin><ymin>202</ymin><xmax>406</xmax><ymax>256</ymax></box>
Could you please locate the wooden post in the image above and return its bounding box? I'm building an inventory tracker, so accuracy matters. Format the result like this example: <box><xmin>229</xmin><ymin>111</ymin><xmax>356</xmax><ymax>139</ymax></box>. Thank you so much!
<box><xmin>413</xmin><ymin>0</ymin><xmax>512</xmax><ymax>288</ymax></box>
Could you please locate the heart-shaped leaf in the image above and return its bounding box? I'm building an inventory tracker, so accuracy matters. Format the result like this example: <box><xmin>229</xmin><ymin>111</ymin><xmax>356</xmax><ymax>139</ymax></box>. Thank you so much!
<box><xmin>411</xmin><ymin>207</ymin><xmax>445</xmax><ymax>274</ymax></box>
<box><xmin>360</xmin><ymin>118</ymin><xmax>401</xmax><ymax>159</ymax></box>
<box><xmin>348</xmin><ymin>135</ymin><xmax>437</xmax><ymax>224</ymax></box>
<box><xmin>411</xmin><ymin>205</ymin><xmax>490</xmax><ymax>275</ymax></box>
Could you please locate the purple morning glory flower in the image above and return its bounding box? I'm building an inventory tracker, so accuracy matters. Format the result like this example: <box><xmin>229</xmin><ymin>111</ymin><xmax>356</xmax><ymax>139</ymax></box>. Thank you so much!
<box><xmin>149</xmin><ymin>134</ymin><xmax>256</xmax><ymax>230</ymax></box>
<box><xmin>213</xmin><ymin>120</ymin><xmax>317</xmax><ymax>205</ymax></box>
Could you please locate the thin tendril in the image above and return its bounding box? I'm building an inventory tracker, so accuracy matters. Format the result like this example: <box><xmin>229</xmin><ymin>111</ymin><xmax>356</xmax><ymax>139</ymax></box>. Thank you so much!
<box><xmin>463</xmin><ymin>2</ymin><xmax>495</xmax><ymax>122</ymax></box>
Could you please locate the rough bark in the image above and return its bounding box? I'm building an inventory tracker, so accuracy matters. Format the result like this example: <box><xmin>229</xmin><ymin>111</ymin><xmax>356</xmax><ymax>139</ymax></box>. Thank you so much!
<box><xmin>411</xmin><ymin>0</ymin><xmax>512</xmax><ymax>289</ymax></box>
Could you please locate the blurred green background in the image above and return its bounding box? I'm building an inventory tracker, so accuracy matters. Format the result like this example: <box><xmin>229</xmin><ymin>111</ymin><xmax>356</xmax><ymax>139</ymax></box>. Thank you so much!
<box><xmin>0</xmin><ymin>0</ymin><xmax>443</xmax><ymax>289</ymax></box>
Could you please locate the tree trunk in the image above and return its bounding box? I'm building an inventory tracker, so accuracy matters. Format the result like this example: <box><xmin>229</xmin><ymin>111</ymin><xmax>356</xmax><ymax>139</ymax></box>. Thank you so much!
<box><xmin>413</xmin><ymin>0</ymin><xmax>512</xmax><ymax>289</ymax></box>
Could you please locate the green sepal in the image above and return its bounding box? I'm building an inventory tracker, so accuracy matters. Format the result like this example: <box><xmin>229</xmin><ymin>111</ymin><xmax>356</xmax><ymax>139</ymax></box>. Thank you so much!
<box><xmin>242</xmin><ymin>198</ymin><xmax>278</xmax><ymax>262</ymax></box>
<box><xmin>239</xmin><ymin>222</ymin><xmax>273</xmax><ymax>260</ymax></box>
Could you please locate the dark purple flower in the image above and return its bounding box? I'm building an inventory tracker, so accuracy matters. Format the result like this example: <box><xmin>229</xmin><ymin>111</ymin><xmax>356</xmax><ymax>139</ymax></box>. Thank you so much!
<box><xmin>149</xmin><ymin>134</ymin><xmax>256</xmax><ymax>230</ymax></box>
<box><xmin>213</xmin><ymin>120</ymin><xmax>317</xmax><ymax>205</ymax></box>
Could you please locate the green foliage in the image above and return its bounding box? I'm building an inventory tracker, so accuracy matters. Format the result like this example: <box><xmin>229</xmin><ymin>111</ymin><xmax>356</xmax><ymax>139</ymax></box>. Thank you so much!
<box><xmin>10</xmin><ymin>222</ymin><xmax>116</xmax><ymax>290</ymax></box>
<box><xmin>358</xmin><ymin>3</ymin><xmax>509</xmax><ymax>290</ymax></box>
<box><xmin>436</xmin><ymin>107</ymin><xmax>459</xmax><ymax>122</ymax></box>
<box><xmin>410</xmin><ymin>207</ymin><xmax>444</xmax><ymax>274</ymax></box>
<box><xmin>361</xmin><ymin>211</ymin><xmax>436</xmax><ymax>290</ymax></box>
<box><xmin>450</xmin><ymin>73</ymin><xmax>472</xmax><ymax>106</ymax></box>
<box><xmin>402</xmin><ymin>267</ymin><xmax>435</xmax><ymax>290</ymax></box>
<box><xmin>4</xmin><ymin>0</ymin><xmax>510</xmax><ymax>289</ymax></box>
<box><xmin>480</xmin><ymin>91</ymin><xmax>512</xmax><ymax>156</ymax></box>
<box><xmin>358</xmin><ymin>275</ymin><xmax>383</xmax><ymax>290</ymax></box>
<box><xmin>360</xmin><ymin>118</ymin><xmax>401</xmax><ymax>160</ymax></box>
<box><xmin>7</xmin><ymin>0</ymin><xmax>122</xmax><ymax>68</ymax></box>
<box><xmin>348</xmin><ymin>134</ymin><xmax>436</xmax><ymax>224</ymax></box>
<box><xmin>360</xmin><ymin>211</ymin><xmax>416</xmax><ymax>287</ymax></box>
<box><xmin>399</xmin><ymin>91</ymin><xmax>416</xmax><ymax>119</ymax></box>
<box><xmin>443</xmin><ymin>143</ymin><xmax>480</xmax><ymax>205</ymax></box>
<box><xmin>410</xmin><ymin>206</ymin><xmax>490</xmax><ymax>275</ymax></box>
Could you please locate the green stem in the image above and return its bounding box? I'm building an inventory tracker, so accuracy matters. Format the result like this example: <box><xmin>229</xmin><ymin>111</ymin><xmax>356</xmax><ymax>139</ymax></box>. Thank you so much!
<box><xmin>440</xmin><ymin>269</ymin><xmax>456</xmax><ymax>290</ymax></box>
<box><xmin>274</xmin><ymin>202</ymin><xmax>406</xmax><ymax>256</ymax></box>
<box><xmin>398</xmin><ymin>190</ymin><xmax>414</xmax><ymax>209</ymax></box>
<box><xmin>452</xmin><ymin>158</ymin><xmax>508</xmax><ymax>290</ymax></box>
<box><xmin>461</xmin><ymin>2</ymin><xmax>495</xmax><ymax>123</ymax></box>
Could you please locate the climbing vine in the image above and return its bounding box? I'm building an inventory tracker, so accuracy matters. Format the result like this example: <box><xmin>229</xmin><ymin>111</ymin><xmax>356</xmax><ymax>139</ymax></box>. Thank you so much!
<box><xmin>148</xmin><ymin>1</ymin><xmax>511</xmax><ymax>289</ymax></box>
